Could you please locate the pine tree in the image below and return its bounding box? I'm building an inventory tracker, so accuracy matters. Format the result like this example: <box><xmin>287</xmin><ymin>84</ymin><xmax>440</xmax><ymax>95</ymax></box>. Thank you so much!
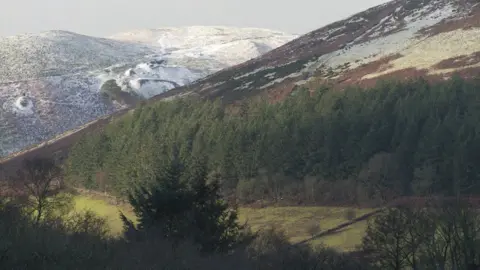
<box><xmin>122</xmin><ymin>154</ymin><xmax>244</xmax><ymax>253</ymax></box>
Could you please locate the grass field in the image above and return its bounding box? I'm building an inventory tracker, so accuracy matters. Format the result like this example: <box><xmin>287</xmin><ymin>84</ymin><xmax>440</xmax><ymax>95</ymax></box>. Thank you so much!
<box><xmin>73</xmin><ymin>194</ymin><xmax>373</xmax><ymax>251</ymax></box>
<box><xmin>74</xmin><ymin>195</ymin><xmax>136</xmax><ymax>235</ymax></box>
<box><xmin>239</xmin><ymin>207</ymin><xmax>372</xmax><ymax>251</ymax></box>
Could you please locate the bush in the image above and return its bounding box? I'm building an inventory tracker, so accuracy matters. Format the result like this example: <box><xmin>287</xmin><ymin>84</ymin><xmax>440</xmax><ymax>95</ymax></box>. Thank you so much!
<box><xmin>0</xmin><ymin>200</ymin><xmax>111</xmax><ymax>270</ymax></box>
<box><xmin>63</xmin><ymin>210</ymin><xmax>110</xmax><ymax>238</ymax></box>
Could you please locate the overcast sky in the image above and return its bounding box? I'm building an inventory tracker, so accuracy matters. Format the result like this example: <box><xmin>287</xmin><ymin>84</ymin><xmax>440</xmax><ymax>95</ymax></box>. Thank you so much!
<box><xmin>0</xmin><ymin>0</ymin><xmax>391</xmax><ymax>37</ymax></box>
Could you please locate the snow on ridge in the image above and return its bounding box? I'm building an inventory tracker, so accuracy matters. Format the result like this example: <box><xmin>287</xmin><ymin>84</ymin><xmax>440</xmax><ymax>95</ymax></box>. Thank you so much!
<box><xmin>176</xmin><ymin>39</ymin><xmax>275</xmax><ymax>66</ymax></box>
<box><xmin>110</xmin><ymin>26</ymin><xmax>297</xmax><ymax>47</ymax></box>
<box><xmin>1</xmin><ymin>26</ymin><xmax>293</xmax><ymax>157</ymax></box>
<box><xmin>109</xmin><ymin>26</ymin><xmax>297</xmax><ymax>66</ymax></box>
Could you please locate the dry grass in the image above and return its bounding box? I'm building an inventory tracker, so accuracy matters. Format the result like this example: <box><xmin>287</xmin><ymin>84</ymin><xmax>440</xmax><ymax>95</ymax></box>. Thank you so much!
<box><xmin>363</xmin><ymin>28</ymin><xmax>480</xmax><ymax>79</ymax></box>
<box><xmin>238</xmin><ymin>206</ymin><xmax>372</xmax><ymax>251</ymax></box>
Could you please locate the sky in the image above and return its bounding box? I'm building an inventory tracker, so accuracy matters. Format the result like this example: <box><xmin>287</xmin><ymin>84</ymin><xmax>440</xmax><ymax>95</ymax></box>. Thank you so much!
<box><xmin>0</xmin><ymin>0</ymin><xmax>391</xmax><ymax>37</ymax></box>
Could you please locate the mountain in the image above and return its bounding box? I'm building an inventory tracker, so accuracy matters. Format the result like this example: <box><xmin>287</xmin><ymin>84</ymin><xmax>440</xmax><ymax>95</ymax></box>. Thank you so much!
<box><xmin>109</xmin><ymin>26</ymin><xmax>297</xmax><ymax>67</ymax></box>
<box><xmin>1</xmin><ymin>0</ymin><xmax>479</xmax><ymax>166</ymax></box>
<box><xmin>154</xmin><ymin>0</ymin><xmax>480</xmax><ymax>103</ymax></box>
<box><xmin>0</xmin><ymin>27</ymin><xmax>296</xmax><ymax>157</ymax></box>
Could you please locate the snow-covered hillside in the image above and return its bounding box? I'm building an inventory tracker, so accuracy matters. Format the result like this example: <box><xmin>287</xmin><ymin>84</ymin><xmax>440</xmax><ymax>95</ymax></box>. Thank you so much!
<box><xmin>110</xmin><ymin>26</ymin><xmax>296</xmax><ymax>63</ymax></box>
<box><xmin>0</xmin><ymin>30</ymin><xmax>155</xmax><ymax>82</ymax></box>
<box><xmin>0</xmin><ymin>27</ymin><xmax>296</xmax><ymax>157</ymax></box>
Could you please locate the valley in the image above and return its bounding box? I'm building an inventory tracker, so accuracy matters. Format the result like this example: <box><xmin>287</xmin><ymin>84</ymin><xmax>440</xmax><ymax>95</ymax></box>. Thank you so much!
<box><xmin>2</xmin><ymin>0</ymin><xmax>480</xmax><ymax>269</ymax></box>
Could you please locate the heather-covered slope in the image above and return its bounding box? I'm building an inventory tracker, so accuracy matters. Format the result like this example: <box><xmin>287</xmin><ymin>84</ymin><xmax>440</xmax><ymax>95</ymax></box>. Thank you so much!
<box><xmin>155</xmin><ymin>0</ymin><xmax>480</xmax><ymax>103</ymax></box>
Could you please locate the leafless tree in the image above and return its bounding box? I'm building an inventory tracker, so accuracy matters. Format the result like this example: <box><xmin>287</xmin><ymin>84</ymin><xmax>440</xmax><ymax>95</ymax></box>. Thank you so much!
<box><xmin>362</xmin><ymin>197</ymin><xmax>480</xmax><ymax>270</ymax></box>
<box><xmin>362</xmin><ymin>207</ymin><xmax>411</xmax><ymax>270</ymax></box>
<box><xmin>12</xmin><ymin>158</ymin><xmax>64</xmax><ymax>224</ymax></box>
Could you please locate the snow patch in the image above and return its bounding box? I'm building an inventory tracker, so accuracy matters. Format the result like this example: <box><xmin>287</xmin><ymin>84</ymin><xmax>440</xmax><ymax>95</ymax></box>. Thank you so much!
<box><xmin>264</xmin><ymin>72</ymin><xmax>276</xmax><ymax>79</ymax></box>
<box><xmin>259</xmin><ymin>72</ymin><xmax>302</xmax><ymax>89</ymax></box>
<box><xmin>310</xmin><ymin>2</ymin><xmax>458</xmax><ymax>72</ymax></box>
<box><xmin>294</xmin><ymin>79</ymin><xmax>309</xmax><ymax>86</ymax></box>
<box><xmin>234</xmin><ymin>81</ymin><xmax>254</xmax><ymax>91</ymax></box>
<box><xmin>348</xmin><ymin>17</ymin><xmax>367</xmax><ymax>23</ymax></box>
<box><xmin>8</xmin><ymin>96</ymin><xmax>35</xmax><ymax>115</ymax></box>
<box><xmin>234</xmin><ymin>67</ymin><xmax>270</xmax><ymax>80</ymax></box>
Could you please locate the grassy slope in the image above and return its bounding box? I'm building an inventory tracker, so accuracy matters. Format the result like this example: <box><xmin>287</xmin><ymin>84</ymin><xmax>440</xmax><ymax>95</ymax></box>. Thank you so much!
<box><xmin>74</xmin><ymin>194</ymin><xmax>372</xmax><ymax>251</ymax></box>
<box><xmin>239</xmin><ymin>207</ymin><xmax>371</xmax><ymax>251</ymax></box>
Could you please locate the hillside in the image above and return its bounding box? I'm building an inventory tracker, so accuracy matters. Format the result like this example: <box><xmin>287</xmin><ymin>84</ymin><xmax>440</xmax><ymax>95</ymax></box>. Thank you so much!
<box><xmin>155</xmin><ymin>0</ymin><xmax>480</xmax><ymax>103</ymax></box>
<box><xmin>1</xmin><ymin>0</ymin><xmax>480</xmax><ymax>167</ymax></box>
<box><xmin>60</xmin><ymin>75</ymin><xmax>480</xmax><ymax>204</ymax></box>
<box><xmin>0</xmin><ymin>28</ymin><xmax>295</xmax><ymax>157</ymax></box>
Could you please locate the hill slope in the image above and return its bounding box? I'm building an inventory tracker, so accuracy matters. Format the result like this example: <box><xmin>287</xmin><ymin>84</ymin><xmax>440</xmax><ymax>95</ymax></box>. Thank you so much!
<box><xmin>2</xmin><ymin>0</ymin><xmax>479</xmax><ymax>167</ymax></box>
<box><xmin>0</xmin><ymin>28</ymin><xmax>295</xmax><ymax>157</ymax></box>
<box><xmin>155</xmin><ymin>0</ymin><xmax>480</xmax><ymax>103</ymax></box>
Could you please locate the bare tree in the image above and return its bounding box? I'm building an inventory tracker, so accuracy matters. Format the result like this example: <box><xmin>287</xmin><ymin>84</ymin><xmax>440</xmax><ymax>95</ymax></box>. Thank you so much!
<box><xmin>362</xmin><ymin>207</ymin><xmax>411</xmax><ymax>270</ymax></box>
<box><xmin>362</xmin><ymin>198</ymin><xmax>480</xmax><ymax>270</ymax></box>
<box><xmin>445</xmin><ymin>200</ymin><xmax>480</xmax><ymax>269</ymax></box>
<box><xmin>12</xmin><ymin>158</ymin><xmax>65</xmax><ymax>224</ymax></box>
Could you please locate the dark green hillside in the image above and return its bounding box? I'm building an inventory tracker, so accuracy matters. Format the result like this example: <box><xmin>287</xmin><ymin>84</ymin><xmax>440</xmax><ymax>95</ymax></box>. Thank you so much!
<box><xmin>66</xmin><ymin>75</ymin><xmax>480</xmax><ymax>205</ymax></box>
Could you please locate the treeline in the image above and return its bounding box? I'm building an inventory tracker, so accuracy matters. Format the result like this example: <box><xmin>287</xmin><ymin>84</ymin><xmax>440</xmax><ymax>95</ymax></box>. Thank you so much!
<box><xmin>66</xmin><ymin>75</ymin><xmax>480</xmax><ymax>205</ymax></box>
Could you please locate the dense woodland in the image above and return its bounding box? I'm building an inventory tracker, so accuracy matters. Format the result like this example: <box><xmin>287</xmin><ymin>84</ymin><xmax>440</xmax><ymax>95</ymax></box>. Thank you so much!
<box><xmin>66</xmin><ymin>75</ymin><xmax>480</xmax><ymax>206</ymax></box>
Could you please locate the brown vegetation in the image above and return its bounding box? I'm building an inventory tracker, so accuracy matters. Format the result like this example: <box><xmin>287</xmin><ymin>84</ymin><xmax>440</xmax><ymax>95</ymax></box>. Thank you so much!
<box><xmin>418</xmin><ymin>5</ymin><xmax>480</xmax><ymax>37</ymax></box>
<box><xmin>433</xmin><ymin>52</ymin><xmax>480</xmax><ymax>69</ymax></box>
<box><xmin>332</xmin><ymin>53</ymin><xmax>403</xmax><ymax>88</ymax></box>
<box><xmin>265</xmin><ymin>81</ymin><xmax>297</xmax><ymax>103</ymax></box>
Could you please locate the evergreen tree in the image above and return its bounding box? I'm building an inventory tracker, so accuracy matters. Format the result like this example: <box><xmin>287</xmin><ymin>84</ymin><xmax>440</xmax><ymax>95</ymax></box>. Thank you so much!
<box><xmin>122</xmin><ymin>154</ymin><xmax>244</xmax><ymax>253</ymax></box>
